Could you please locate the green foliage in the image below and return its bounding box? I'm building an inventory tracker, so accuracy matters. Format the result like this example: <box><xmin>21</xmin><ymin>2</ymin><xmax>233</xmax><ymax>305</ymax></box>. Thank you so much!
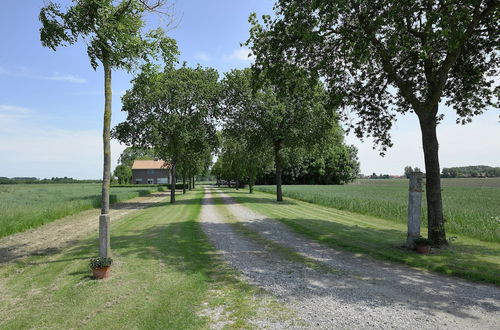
<box><xmin>39</xmin><ymin>0</ymin><xmax>178</xmax><ymax>72</ymax></box>
<box><xmin>442</xmin><ymin>165</ymin><xmax>500</xmax><ymax>178</ymax></box>
<box><xmin>414</xmin><ymin>237</ymin><xmax>433</xmax><ymax>246</ymax></box>
<box><xmin>255</xmin><ymin>178</ymin><xmax>500</xmax><ymax>243</ymax></box>
<box><xmin>114</xmin><ymin>164</ymin><xmax>132</xmax><ymax>184</ymax></box>
<box><xmin>247</xmin><ymin>0</ymin><xmax>499</xmax><ymax>148</ymax></box>
<box><xmin>118</xmin><ymin>147</ymin><xmax>156</xmax><ymax>167</ymax></box>
<box><xmin>113</xmin><ymin>64</ymin><xmax>219</xmax><ymax>175</ymax></box>
<box><xmin>89</xmin><ymin>257</ymin><xmax>113</xmax><ymax>269</ymax></box>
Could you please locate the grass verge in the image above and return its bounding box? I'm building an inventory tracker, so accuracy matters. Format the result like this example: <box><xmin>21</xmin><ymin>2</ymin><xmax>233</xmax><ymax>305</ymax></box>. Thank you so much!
<box><xmin>0</xmin><ymin>189</ymin><xmax>283</xmax><ymax>329</ymax></box>
<box><xmin>255</xmin><ymin>180</ymin><xmax>500</xmax><ymax>242</ymax></box>
<box><xmin>222</xmin><ymin>188</ymin><xmax>500</xmax><ymax>285</ymax></box>
<box><xmin>0</xmin><ymin>183</ymin><xmax>166</xmax><ymax>238</ymax></box>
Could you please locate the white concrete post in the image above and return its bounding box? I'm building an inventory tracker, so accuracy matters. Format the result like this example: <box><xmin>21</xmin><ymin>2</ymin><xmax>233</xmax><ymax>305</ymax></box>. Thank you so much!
<box><xmin>406</xmin><ymin>172</ymin><xmax>423</xmax><ymax>248</ymax></box>
<box><xmin>99</xmin><ymin>214</ymin><xmax>111</xmax><ymax>258</ymax></box>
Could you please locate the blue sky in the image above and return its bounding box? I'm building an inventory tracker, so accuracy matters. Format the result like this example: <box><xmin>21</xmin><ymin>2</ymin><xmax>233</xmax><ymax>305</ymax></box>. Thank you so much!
<box><xmin>0</xmin><ymin>0</ymin><xmax>498</xmax><ymax>179</ymax></box>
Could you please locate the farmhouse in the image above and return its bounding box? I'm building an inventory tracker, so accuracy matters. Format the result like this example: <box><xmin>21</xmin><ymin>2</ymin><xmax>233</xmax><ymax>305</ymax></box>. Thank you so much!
<box><xmin>131</xmin><ymin>159</ymin><xmax>170</xmax><ymax>184</ymax></box>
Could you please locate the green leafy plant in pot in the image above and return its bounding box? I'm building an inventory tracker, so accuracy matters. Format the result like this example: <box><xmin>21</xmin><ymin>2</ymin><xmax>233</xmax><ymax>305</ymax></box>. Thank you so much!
<box><xmin>414</xmin><ymin>237</ymin><xmax>433</xmax><ymax>254</ymax></box>
<box><xmin>89</xmin><ymin>257</ymin><xmax>113</xmax><ymax>279</ymax></box>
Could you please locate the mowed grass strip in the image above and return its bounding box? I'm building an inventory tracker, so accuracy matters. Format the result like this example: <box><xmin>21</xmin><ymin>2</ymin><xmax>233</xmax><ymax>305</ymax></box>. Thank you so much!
<box><xmin>0</xmin><ymin>189</ymin><xmax>280</xmax><ymax>329</ymax></box>
<box><xmin>255</xmin><ymin>178</ymin><xmax>500</xmax><ymax>242</ymax></box>
<box><xmin>222</xmin><ymin>189</ymin><xmax>500</xmax><ymax>285</ymax></box>
<box><xmin>0</xmin><ymin>183</ymin><xmax>164</xmax><ymax>238</ymax></box>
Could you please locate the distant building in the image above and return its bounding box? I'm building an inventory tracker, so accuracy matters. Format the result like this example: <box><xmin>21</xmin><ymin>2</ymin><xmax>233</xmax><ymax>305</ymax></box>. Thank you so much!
<box><xmin>131</xmin><ymin>160</ymin><xmax>170</xmax><ymax>184</ymax></box>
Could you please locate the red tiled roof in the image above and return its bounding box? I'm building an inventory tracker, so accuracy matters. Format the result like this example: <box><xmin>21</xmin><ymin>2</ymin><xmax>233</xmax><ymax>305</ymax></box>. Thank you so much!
<box><xmin>131</xmin><ymin>160</ymin><xmax>169</xmax><ymax>169</ymax></box>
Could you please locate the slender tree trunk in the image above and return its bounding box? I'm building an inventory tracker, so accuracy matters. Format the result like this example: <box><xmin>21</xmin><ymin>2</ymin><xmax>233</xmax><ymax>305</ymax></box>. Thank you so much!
<box><xmin>182</xmin><ymin>175</ymin><xmax>186</xmax><ymax>194</ymax></box>
<box><xmin>192</xmin><ymin>175</ymin><xmax>195</xmax><ymax>189</ymax></box>
<box><xmin>170</xmin><ymin>162</ymin><xmax>176</xmax><ymax>203</ymax></box>
<box><xmin>99</xmin><ymin>55</ymin><xmax>112</xmax><ymax>258</ymax></box>
<box><xmin>274</xmin><ymin>141</ymin><xmax>283</xmax><ymax>202</ymax></box>
<box><xmin>249</xmin><ymin>167</ymin><xmax>255</xmax><ymax>194</ymax></box>
<box><xmin>188</xmin><ymin>172</ymin><xmax>192</xmax><ymax>190</ymax></box>
<box><xmin>418</xmin><ymin>110</ymin><xmax>447</xmax><ymax>246</ymax></box>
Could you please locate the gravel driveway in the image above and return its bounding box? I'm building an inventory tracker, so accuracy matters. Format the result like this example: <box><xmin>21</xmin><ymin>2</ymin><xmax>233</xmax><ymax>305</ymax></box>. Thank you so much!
<box><xmin>199</xmin><ymin>187</ymin><xmax>500</xmax><ymax>329</ymax></box>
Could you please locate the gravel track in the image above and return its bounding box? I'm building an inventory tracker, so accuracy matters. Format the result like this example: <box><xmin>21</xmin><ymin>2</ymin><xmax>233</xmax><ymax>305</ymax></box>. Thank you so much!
<box><xmin>200</xmin><ymin>187</ymin><xmax>500</xmax><ymax>329</ymax></box>
<box><xmin>0</xmin><ymin>192</ymin><xmax>168</xmax><ymax>264</ymax></box>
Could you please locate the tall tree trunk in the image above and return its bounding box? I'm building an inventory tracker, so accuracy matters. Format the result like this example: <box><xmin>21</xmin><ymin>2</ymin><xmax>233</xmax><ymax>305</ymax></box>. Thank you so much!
<box><xmin>182</xmin><ymin>174</ymin><xmax>186</xmax><ymax>194</ymax></box>
<box><xmin>274</xmin><ymin>141</ymin><xmax>283</xmax><ymax>202</ymax></box>
<box><xmin>249</xmin><ymin>167</ymin><xmax>255</xmax><ymax>194</ymax></box>
<box><xmin>99</xmin><ymin>55</ymin><xmax>112</xmax><ymax>258</ymax></box>
<box><xmin>170</xmin><ymin>162</ymin><xmax>176</xmax><ymax>203</ymax></box>
<box><xmin>418</xmin><ymin>110</ymin><xmax>447</xmax><ymax>246</ymax></box>
<box><xmin>188</xmin><ymin>172</ymin><xmax>192</xmax><ymax>190</ymax></box>
<box><xmin>192</xmin><ymin>175</ymin><xmax>195</xmax><ymax>189</ymax></box>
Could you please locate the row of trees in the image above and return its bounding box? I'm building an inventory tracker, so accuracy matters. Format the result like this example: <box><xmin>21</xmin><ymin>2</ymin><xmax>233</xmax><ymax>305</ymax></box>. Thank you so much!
<box><xmin>246</xmin><ymin>0</ymin><xmax>499</xmax><ymax>246</ymax></box>
<box><xmin>442</xmin><ymin>165</ymin><xmax>500</xmax><ymax>178</ymax></box>
<box><xmin>40</xmin><ymin>0</ymin><xmax>498</xmax><ymax>255</ymax></box>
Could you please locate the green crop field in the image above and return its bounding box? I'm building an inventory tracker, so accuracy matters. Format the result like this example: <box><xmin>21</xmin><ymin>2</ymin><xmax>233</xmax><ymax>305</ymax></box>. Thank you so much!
<box><xmin>255</xmin><ymin>178</ymin><xmax>500</xmax><ymax>243</ymax></box>
<box><xmin>0</xmin><ymin>184</ymin><xmax>164</xmax><ymax>238</ymax></box>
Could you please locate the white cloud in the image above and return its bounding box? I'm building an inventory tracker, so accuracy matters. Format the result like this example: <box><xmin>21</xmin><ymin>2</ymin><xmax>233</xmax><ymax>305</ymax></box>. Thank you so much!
<box><xmin>195</xmin><ymin>52</ymin><xmax>211</xmax><ymax>62</ymax></box>
<box><xmin>0</xmin><ymin>116</ymin><xmax>126</xmax><ymax>179</ymax></box>
<box><xmin>43</xmin><ymin>73</ymin><xmax>86</xmax><ymax>84</ymax></box>
<box><xmin>0</xmin><ymin>66</ymin><xmax>86</xmax><ymax>84</ymax></box>
<box><xmin>0</xmin><ymin>104</ymin><xmax>32</xmax><ymax>119</ymax></box>
<box><xmin>225</xmin><ymin>47</ymin><xmax>255</xmax><ymax>63</ymax></box>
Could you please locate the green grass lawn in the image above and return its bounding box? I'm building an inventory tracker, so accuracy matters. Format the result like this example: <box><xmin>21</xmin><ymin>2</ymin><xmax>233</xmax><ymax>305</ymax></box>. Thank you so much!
<box><xmin>255</xmin><ymin>178</ymin><xmax>500</xmax><ymax>242</ymax></box>
<box><xmin>222</xmin><ymin>188</ymin><xmax>500</xmax><ymax>285</ymax></box>
<box><xmin>0</xmin><ymin>189</ymin><xmax>284</xmax><ymax>329</ymax></box>
<box><xmin>0</xmin><ymin>183</ymin><xmax>165</xmax><ymax>238</ymax></box>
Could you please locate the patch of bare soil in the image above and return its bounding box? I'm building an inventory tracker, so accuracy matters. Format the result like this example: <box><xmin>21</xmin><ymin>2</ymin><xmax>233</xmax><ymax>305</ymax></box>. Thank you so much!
<box><xmin>0</xmin><ymin>192</ymin><xmax>168</xmax><ymax>264</ymax></box>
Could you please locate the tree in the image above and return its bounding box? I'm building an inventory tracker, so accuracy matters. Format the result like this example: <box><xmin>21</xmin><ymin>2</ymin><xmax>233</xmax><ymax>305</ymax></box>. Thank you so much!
<box><xmin>248</xmin><ymin>1</ymin><xmax>499</xmax><ymax>246</ymax></box>
<box><xmin>113</xmin><ymin>64</ymin><xmax>220</xmax><ymax>203</ymax></box>
<box><xmin>39</xmin><ymin>0</ymin><xmax>177</xmax><ymax>257</ymax></box>
<box><xmin>114</xmin><ymin>164</ymin><xmax>132</xmax><ymax>184</ymax></box>
<box><xmin>222</xmin><ymin>67</ymin><xmax>334</xmax><ymax>201</ymax></box>
<box><xmin>404</xmin><ymin>166</ymin><xmax>414</xmax><ymax>179</ymax></box>
<box><xmin>220</xmin><ymin>69</ymin><xmax>274</xmax><ymax>193</ymax></box>
<box><xmin>118</xmin><ymin>147</ymin><xmax>156</xmax><ymax>167</ymax></box>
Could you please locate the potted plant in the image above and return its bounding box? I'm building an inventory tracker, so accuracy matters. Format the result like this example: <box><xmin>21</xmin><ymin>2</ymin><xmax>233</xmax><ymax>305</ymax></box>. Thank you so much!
<box><xmin>414</xmin><ymin>237</ymin><xmax>433</xmax><ymax>254</ymax></box>
<box><xmin>89</xmin><ymin>257</ymin><xmax>113</xmax><ymax>279</ymax></box>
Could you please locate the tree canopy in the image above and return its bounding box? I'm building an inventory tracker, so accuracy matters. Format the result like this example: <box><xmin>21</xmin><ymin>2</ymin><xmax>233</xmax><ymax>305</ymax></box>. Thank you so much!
<box><xmin>247</xmin><ymin>0</ymin><xmax>499</xmax><ymax>246</ymax></box>
<box><xmin>113</xmin><ymin>63</ymin><xmax>219</xmax><ymax>203</ymax></box>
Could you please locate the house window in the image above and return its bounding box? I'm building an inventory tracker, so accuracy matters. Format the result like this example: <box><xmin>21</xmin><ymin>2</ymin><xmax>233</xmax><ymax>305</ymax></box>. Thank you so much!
<box><xmin>135</xmin><ymin>179</ymin><xmax>143</xmax><ymax>184</ymax></box>
<box><xmin>158</xmin><ymin>178</ymin><xmax>168</xmax><ymax>184</ymax></box>
<box><xmin>147</xmin><ymin>178</ymin><xmax>154</xmax><ymax>184</ymax></box>
<box><xmin>147</xmin><ymin>170</ymin><xmax>155</xmax><ymax>174</ymax></box>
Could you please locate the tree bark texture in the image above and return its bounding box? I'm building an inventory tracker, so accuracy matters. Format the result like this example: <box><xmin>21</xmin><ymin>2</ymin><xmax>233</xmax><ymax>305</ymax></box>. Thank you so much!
<box><xmin>249</xmin><ymin>167</ymin><xmax>255</xmax><ymax>194</ymax></box>
<box><xmin>274</xmin><ymin>141</ymin><xmax>283</xmax><ymax>202</ymax></box>
<box><xmin>99</xmin><ymin>55</ymin><xmax>112</xmax><ymax>258</ymax></box>
<box><xmin>418</xmin><ymin>112</ymin><xmax>447</xmax><ymax>246</ymax></box>
<box><xmin>170</xmin><ymin>162</ymin><xmax>176</xmax><ymax>203</ymax></box>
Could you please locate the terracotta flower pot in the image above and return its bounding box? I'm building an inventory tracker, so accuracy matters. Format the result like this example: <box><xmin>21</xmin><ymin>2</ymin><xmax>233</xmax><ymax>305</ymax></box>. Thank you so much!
<box><xmin>416</xmin><ymin>244</ymin><xmax>431</xmax><ymax>254</ymax></box>
<box><xmin>92</xmin><ymin>266</ymin><xmax>111</xmax><ymax>279</ymax></box>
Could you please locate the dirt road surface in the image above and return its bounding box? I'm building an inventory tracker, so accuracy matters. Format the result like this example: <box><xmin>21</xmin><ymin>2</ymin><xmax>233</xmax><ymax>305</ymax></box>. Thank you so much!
<box><xmin>0</xmin><ymin>192</ymin><xmax>168</xmax><ymax>264</ymax></box>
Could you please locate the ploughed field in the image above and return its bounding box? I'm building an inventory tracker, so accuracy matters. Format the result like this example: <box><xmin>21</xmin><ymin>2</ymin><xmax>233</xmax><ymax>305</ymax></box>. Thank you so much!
<box><xmin>255</xmin><ymin>178</ymin><xmax>500</xmax><ymax>243</ymax></box>
<box><xmin>0</xmin><ymin>183</ymin><xmax>163</xmax><ymax>238</ymax></box>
